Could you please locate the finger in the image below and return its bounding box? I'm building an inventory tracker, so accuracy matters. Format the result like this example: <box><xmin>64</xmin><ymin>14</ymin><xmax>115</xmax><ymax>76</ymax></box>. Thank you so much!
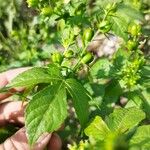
<box><xmin>34</xmin><ymin>133</ymin><xmax>51</xmax><ymax>150</ymax></box>
<box><xmin>0</xmin><ymin>128</ymin><xmax>52</xmax><ymax>150</ymax></box>
<box><xmin>5</xmin><ymin>68</ymin><xmax>31</xmax><ymax>84</ymax></box>
<box><xmin>0</xmin><ymin>128</ymin><xmax>29</xmax><ymax>150</ymax></box>
<box><xmin>0</xmin><ymin>101</ymin><xmax>27</xmax><ymax>126</ymax></box>
<box><xmin>47</xmin><ymin>133</ymin><xmax>62</xmax><ymax>150</ymax></box>
<box><xmin>0</xmin><ymin>67</ymin><xmax>30</xmax><ymax>101</ymax></box>
<box><xmin>0</xmin><ymin>73</ymin><xmax>10</xmax><ymax>100</ymax></box>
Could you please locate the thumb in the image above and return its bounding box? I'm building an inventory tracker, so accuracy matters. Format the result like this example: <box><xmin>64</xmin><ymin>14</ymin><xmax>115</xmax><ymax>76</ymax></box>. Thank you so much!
<box><xmin>0</xmin><ymin>128</ymin><xmax>52</xmax><ymax>150</ymax></box>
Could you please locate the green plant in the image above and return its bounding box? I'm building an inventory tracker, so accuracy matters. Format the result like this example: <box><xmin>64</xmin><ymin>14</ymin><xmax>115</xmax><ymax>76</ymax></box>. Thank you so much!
<box><xmin>68</xmin><ymin>107</ymin><xmax>149</xmax><ymax>150</ymax></box>
<box><xmin>0</xmin><ymin>0</ymin><xmax>149</xmax><ymax>149</ymax></box>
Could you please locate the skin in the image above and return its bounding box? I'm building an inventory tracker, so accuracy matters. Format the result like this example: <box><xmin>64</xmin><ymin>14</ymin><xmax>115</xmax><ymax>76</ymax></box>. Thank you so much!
<box><xmin>0</xmin><ymin>68</ymin><xmax>62</xmax><ymax>150</ymax></box>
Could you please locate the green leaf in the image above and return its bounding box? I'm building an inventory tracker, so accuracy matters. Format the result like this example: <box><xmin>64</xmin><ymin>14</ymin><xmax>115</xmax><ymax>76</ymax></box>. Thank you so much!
<box><xmin>141</xmin><ymin>90</ymin><xmax>150</xmax><ymax>118</ymax></box>
<box><xmin>112</xmin><ymin>48</ymin><xmax>129</xmax><ymax>70</ymax></box>
<box><xmin>25</xmin><ymin>82</ymin><xmax>67</xmax><ymax>145</ymax></box>
<box><xmin>125</xmin><ymin>92</ymin><xmax>142</xmax><ymax>108</ymax></box>
<box><xmin>125</xmin><ymin>90</ymin><xmax>150</xmax><ymax>119</ymax></box>
<box><xmin>123</xmin><ymin>0</ymin><xmax>142</xmax><ymax>10</ymax></box>
<box><xmin>117</xmin><ymin>4</ymin><xmax>143</xmax><ymax>22</ymax></box>
<box><xmin>111</xmin><ymin>15</ymin><xmax>128</xmax><ymax>41</ymax></box>
<box><xmin>85</xmin><ymin>116</ymin><xmax>110</xmax><ymax>140</ymax></box>
<box><xmin>65</xmin><ymin>78</ymin><xmax>90</xmax><ymax>127</ymax></box>
<box><xmin>141</xmin><ymin>65</ymin><xmax>150</xmax><ymax>78</ymax></box>
<box><xmin>46</xmin><ymin>63</ymin><xmax>62</xmax><ymax>77</ymax></box>
<box><xmin>111</xmin><ymin>3</ymin><xmax>143</xmax><ymax>40</ymax></box>
<box><xmin>90</xmin><ymin>58</ymin><xmax>113</xmax><ymax>79</ymax></box>
<box><xmin>85</xmin><ymin>82</ymin><xmax>105</xmax><ymax>105</ymax></box>
<box><xmin>95</xmin><ymin>0</ymin><xmax>121</xmax><ymax>8</ymax></box>
<box><xmin>130</xmin><ymin>125</ymin><xmax>150</xmax><ymax>150</ymax></box>
<box><xmin>104</xmin><ymin>80</ymin><xmax>123</xmax><ymax>103</ymax></box>
<box><xmin>8</xmin><ymin>67</ymin><xmax>62</xmax><ymax>88</ymax></box>
<box><xmin>106</xmin><ymin>107</ymin><xmax>145</xmax><ymax>133</ymax></box>
<box><xmin>141</xmin><ymin>79</ymin><xmax>150</xmax><ymax>88</ymax></box>
<box><xmin>142</xmin><ymin>89</ymin><xmax>150</xmax><ymax>103</ymax></box>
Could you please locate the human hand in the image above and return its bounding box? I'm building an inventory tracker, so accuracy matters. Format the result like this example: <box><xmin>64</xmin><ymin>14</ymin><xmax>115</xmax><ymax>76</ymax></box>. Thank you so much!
<box><xmin>0</xmin><ymin>68</ymin><xmax>62</xmax><ymax>150</ymax></box>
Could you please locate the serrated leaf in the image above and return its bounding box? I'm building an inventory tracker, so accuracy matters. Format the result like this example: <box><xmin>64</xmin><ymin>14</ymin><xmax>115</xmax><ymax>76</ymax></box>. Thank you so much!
<box><xmin>130</xmin><ymin>125</ymin><xmax>150</xmax><ymax>150</ymax></box>
<box><xmin>65</xmin><ymin>78</ymin><xmax>90</xmax><ymax>127</ymax></box>
<box><xmin>25</xmin><ymin>82</ymin><xmax>67</xmax><ymax>145</ymax></box>
<box><xmin>85</xmin><ymin>116</ymin><xmax>110</xmax><ymax>140</ymax></box>
<box><xmin>8</xmin><ymin>67</ymin><xmax>62</xmax><ymax>88</ymax></box>
<box><xmin>106</xmin><ymin>107</ymin><xmax>145</xmax><ymax>133</ymax></box>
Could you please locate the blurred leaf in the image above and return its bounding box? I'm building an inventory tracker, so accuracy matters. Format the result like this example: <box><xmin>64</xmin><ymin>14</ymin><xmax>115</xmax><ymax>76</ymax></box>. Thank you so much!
<box><xmin>104</xmin><ymin>80</ymin><xmax>123</xmax><ymax>103</ymax></box>
<box><xmin>117</xmin><ymin>3</ymin><xmax>143</xmax><ymax>22</ymax></box>
<box><xmin>125</xmin><ymin>89</ymin><xmax>150</xmax><ymax>118</ymax></box>
<box><xmin>90</xmin><ymin>58</ymin><xmax>113</xmax><ymax>79</ymax></box>
<box><xmin>95</xmin><ymin>0</ymin><xmax>122</xmax><ymax>7</ymax></box>
<box><xmin>111</xmin><ymin>3</ymin><xmax>143</xmax><ymax>40</ymax></box>
<box><xmin>98</xmin><ymin>80</ymin><xmax>123</xmax><ymax>118</ymax></box>
<box><xmin>85</xmin><ymin>116</ymin><xmax>110</xmax><ymax>140</ymax></box>
<box><xmin>125</xmin><ymin>92</ymin><xmax>142</xmax><ymax>108</ymax></box>
<box><xmin>84</xmin><ymin>82</ymin><xmax>105</xmax><ymax>101</ymax></box>
<box><xmin>106</xmin><ymin>107</ymin><xmax>145</xmax><ymax>133</ymax></box>
<box><xmin>140</xmin><ymin>65</ymin><xmax>150</xmax><ymax>78</ymax></box>
<box><xmin>111</xmin><ymin>15</ymin><xmax>128</xmax><ymax>41</ymax></box>
<box><xmin>130</xmin><ymin>125</ymin><xmax>150</xmax><ymax>150</ymax></box>
<box><xmin>141</xmin><ymin>79</ymin><xmax>150</xmax><ymax>88</ymax></box>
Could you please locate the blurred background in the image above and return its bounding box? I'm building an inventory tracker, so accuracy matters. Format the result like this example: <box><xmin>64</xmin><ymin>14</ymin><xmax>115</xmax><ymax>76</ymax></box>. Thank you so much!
<box><xmin>0</xmin><ymin>0</ymin><xmax>149</xmax><ymax>72</ymax></box>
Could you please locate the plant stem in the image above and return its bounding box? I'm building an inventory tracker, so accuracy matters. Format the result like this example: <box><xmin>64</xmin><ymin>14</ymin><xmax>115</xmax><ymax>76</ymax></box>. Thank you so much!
<box><xmin>72</xmin><ymin>30</ymin><xmax>100</xmax><ymax>73</ymax></box>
